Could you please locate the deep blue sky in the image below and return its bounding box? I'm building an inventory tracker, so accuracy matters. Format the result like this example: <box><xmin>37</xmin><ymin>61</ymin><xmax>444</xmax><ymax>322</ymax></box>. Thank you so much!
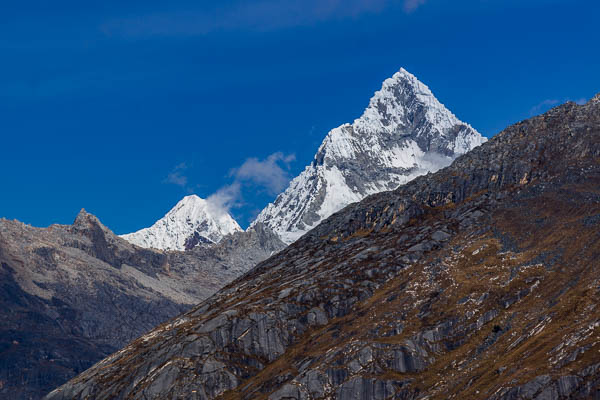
<box><xmin>1</xmin><ymin>0</ymin><xmax>598</xmax><ymax>233</ymax></box>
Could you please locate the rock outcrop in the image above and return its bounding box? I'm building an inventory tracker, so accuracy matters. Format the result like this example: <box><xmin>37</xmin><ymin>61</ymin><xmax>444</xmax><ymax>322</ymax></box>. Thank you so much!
<box><xmin>47</xmin><ymin>97</ymin><xmax>600</xmax><ymax>399</ymax></box>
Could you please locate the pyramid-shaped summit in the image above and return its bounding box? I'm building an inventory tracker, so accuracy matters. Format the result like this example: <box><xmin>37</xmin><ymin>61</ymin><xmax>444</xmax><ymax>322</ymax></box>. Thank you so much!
<box><xmin>252</xmin><ymin>67</ymin><xmax>486</xmax><ymax>244</ymax></box>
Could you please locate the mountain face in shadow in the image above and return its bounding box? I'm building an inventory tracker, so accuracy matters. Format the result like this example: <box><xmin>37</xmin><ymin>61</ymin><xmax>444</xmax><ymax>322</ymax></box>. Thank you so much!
<box><xmin>0</xmin><ymin>211</ymin><xmax>283</xmax><ymax>399</ymax></box>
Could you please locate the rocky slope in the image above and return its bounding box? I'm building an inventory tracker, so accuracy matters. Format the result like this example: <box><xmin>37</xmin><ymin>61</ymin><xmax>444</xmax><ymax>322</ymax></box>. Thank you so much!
<box><xmin>121</xmin><ymin>195</ymin><xmax>243</xmax><ymax>251</ymax></box>
<box><xmin>47</xmin><ymin>95</ymin><xmax>600</xmax><ymax>399</ymax></box>
<box><xmin>0</xmin><ymin>211</ymin><xmax>283</xmax><ymax>399</ymax></box>
<box><xmin>252</xmin><ymin>68</ymin><xmax>486</xmax><ymax>244</ymax></box>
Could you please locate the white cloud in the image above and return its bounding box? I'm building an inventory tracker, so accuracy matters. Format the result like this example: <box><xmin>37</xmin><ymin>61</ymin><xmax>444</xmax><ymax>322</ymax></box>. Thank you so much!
<box><xmin>206</xmin><ymin>182</ymin><xmax>242</xmax><ymax>216</ymax></box>
<box><xmin>403</xmin><ymin>0</ymin><xmax>427</xmax><ymax>13</ymax></box>
<box><xmin>529</xmin><ymin>96</ymin><xmax>589</xmax><ymax>116</ymax></box>
<box><xmin>163</xmin><ymin>162</ymin><xmax>189</xmax><ymax>188</ymax></box>
<box><xmin>529</xmin><ymin>99</ymin><xmax>560</xmax><ymax>115</ymax></box>
<box><xmin>101</xmin><ymin>0</ymin><xmax>390</xmax><ymax>38</ymax></box>
<box><xmin>231</xmin><ymin>152</ymin><xmax>296</xmax><ymax>195</ymax></box>
<box><xmin>206</xmin><ymin>152</ymin><xmax>295</xmax><ymax>215</ymax></box>
<box><xmin>420</xmin><ymin>152</ymin><xmax>453</xmax><ymax>171</ymax></box>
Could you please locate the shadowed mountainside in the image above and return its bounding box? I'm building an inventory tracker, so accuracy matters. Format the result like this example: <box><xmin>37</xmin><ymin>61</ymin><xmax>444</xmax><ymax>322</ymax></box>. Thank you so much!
<box><xmin>0</xmin><ymin>213</ymin><xmax>284</xmax><ymax>399</ymax></box>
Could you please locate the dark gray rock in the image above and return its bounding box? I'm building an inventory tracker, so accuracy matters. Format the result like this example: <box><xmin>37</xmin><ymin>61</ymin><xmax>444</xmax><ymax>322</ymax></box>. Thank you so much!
<box><xmin>336</xmin><ymin>377</ymin><xmax>395</xmax><ymax>400</ymax></box>
<box><xmin>269</xmin><ymin>383</ymin><xmax>307</xmax><ymax>400</ymax></box>
<box><xmin>431</xmin><ymin>230</ymin><xmax>451</xmax><ymax>242</ymax></box>
<box><xmin>306</xmin><ymin>307</ymin><xmax>328</xmax><ymax>326</ymax></box>
<box><xmin>556</xmin><ymin>375</ymin><xmax>581</xmax><ymax>397</ymax></box>
<box><xmin>477</xmin><ymin>309</ymin><xmax>499</xmax><ymax>329</ymax></box>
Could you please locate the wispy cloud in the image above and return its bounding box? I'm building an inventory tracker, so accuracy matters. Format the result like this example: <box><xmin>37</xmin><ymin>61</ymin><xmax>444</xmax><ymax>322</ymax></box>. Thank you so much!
<box><xmin>163</xmin><ymin>162</ymin><xmax>189</xmax><ymax>188</ymax></box>
<box><xmin>231</xmin><ymin>152</ymin><xmax>296</xmax><ymax>195</ymax></box>
<box><xmin>206</xmin><ymin>182</ymin><xmax>242</xmax><ymax>216</ymax></box>
<box><xmin>529</xmin><ymin>96</ymin><xmax>589</xmax><ymax>116</ymax></box>
<box><xmin>403</xmin><ymin>0</ymin><xmax>427</xmax><ymax>13</ymax></box>
<box><xmin>207</xmin><ymin>152</ymin><xmax>295</xmax><ymax>215</ymax></box>
<box><xmin>529</xmin><ymin>99</ymin><xmax>560</xmax><ymax>115</ymax></box>
<box><xmin>101</xmin><ymin>0</ymin><xmax>392</xmax><ymax>38</ymax></box>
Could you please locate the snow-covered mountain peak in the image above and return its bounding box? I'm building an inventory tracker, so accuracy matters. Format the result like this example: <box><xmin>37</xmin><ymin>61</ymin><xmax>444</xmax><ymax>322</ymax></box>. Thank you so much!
<box><xmin>121</xmin><ymin>195</ymin><xmax>242</xmax><ymax>251</ymax></box>
<box><xmin>354</xmin><ymin>67</ymin><xmax>475</xmax><ymax>148</ymax></box>
<box><xmin>380</xmin><ymin>67</ymin><xmax>429</xmax><ymax>95</ymax></box>
<box><xmin>252</xmin><ymin>68</ymin><xmax>486</xmax><ymax>244</ymax></box>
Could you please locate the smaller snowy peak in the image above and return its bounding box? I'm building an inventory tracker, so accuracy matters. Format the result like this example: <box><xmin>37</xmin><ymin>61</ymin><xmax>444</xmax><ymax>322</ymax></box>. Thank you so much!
<box><xmin>120</xmin><ymin>195</ymin><xmax>242</xmax><ymax>251</ymax></box>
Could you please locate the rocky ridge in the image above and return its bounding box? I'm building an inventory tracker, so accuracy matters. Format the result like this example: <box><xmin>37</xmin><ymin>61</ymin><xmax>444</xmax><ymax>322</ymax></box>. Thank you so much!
<box><xmin>0</xmin><ymin>211</ymin><xmax>284</xmax><ymax>399</ymax></box>
<box><xmin>47</xmin><ymin>96</ymin><xmax>600</xmax><ymax>399</ymax></box>
<box><xmin>252</xmin><ymin>68</ymin><xmax>486</xmax><ymax>244</ymax></box>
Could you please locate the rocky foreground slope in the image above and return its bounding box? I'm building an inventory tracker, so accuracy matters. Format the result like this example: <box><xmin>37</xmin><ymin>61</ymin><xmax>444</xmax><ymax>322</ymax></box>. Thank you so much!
<box><xmin>47</xmin><ymin>96</ymin><xmax>600</xmax><ymax>399</ymax></box>
<box><xmin>0</xmin><ymin>212</ymin><xmax>283</xmax><ymax>399</ymax></box>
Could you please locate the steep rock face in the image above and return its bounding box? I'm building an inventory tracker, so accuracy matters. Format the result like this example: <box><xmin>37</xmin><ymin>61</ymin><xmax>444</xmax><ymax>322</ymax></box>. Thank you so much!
<box><xmin>182</xmin><ymin>223</ymin><xmax>286</xmax><ymax>280</ymax></box>
<box><xmin>47</xmin><ymin>97</ymin><xmax>600</xmax><ymax>399</ymax></box>
<box><xmin>252</xmin><ymin>68</ymin><xmax>486</xmax><ymax>244</ymax></box>
<box><xmin>121</xmin><ymin>195</ymin><xmax>242</xmax><ymax>251</ymax></box>
<box><xmin>0</xmin><ymin>211</ymin><xmax>283</xmax><ymax>400</ymax></box>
